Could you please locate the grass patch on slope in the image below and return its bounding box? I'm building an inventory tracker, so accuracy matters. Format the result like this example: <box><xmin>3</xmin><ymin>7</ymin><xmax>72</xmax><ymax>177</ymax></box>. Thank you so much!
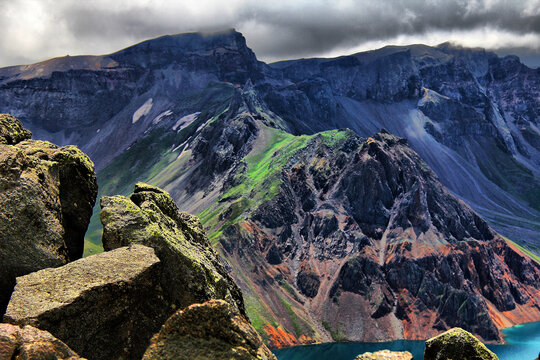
<box><xmin>222</xmin><ymin>126</ymin><xmax>311</xmax><ymax>203</ymax></box>
<box><xmin>83</xmin><ymin>82</ymin><xmax>235</xmax><ymax>255</ymax></box>
<box><xmin>504</xmin><ymin>237</ymin><xmax>540</xmax><ymax>264</ymax></box>
<box><xmin>200</xmin><ymin>128</ymin><xmax>356</xmax><ymax>237</ymax></box>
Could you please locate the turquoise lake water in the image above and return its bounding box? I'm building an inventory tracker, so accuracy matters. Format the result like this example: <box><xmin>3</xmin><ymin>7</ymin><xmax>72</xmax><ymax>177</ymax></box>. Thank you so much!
<box><xmin>274</xmin><ymin>321</ymin><xmax>540</xmax><ymax>360</ymax></box>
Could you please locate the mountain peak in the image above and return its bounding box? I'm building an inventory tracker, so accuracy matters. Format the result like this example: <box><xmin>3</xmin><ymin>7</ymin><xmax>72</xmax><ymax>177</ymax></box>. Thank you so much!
<box><xmin>110</xmin><ymin>28</ymin><xmax>255</xmax><ymax>65</ymax></box>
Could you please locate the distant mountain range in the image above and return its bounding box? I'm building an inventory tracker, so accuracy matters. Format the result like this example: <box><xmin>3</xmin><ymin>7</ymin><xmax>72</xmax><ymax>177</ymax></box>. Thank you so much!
<box><xmin>1</xmin><ymin>29</ymin><xmax>539</xmax><ymax>346</ymax></box>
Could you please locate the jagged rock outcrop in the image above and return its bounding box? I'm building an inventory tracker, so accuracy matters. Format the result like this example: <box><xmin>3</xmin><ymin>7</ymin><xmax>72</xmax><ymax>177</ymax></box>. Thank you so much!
<box><xmin>355</xmin><ymin>350</ymin><xmax>413</xmax><ymax>360</ymax></box>
<box><xmin>143</xmin><ymin>299</ymin><xmax>276</xmax><ymax>360</ymax></box>
<box><xmin>4</xmin><ymin>245</ymin><xmax>171</xmax><ymax>360</ymax></box>
<box><xmin>424</xmin><ymin>328</ymin><xmax>499</xmax><ymax>360</ymax></box>
<box><xmin>0</xmin><ymin>114</ymin><xmax>97</xmax><ymax>315</ymax></box>
<box><xmin>100</xmin><ymin>183</ymin><xmax>246</xmax><ymax>317</ymax></box>
<box><xmin>0</xmin><ymin>323</ymin><xmax>85</xmax><ymax>360</ymax></box>
<box><xmin>210</xmin><ymin>128</ymin><xmax>540</xmax><ymax>344</ymax></box>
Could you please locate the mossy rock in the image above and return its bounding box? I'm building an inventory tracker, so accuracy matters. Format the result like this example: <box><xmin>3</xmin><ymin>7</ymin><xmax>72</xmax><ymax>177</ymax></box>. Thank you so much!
<box><xmin>424</xmin><ymin>328</ymin><xmax>499</xmax><ymax>360</ymax></box>
<box><xmin>0</xmin><ymin>115</ymin><xmax>97</xmax><ymax>316</ymax></box>
<box><xmin>0</xmin><ymin>114</ymin><xmax>31</xmax><ymax>145</ymax></box>
<box><xmin>355</xmin><ymin>350</ymin><xmax>413</xmax><ymax>360</ymax></box>
<box><xmin>143</xmin><ymin>299</ymin><xmax>276</xmax><ymax>360</ymax></box>
<box><xmin>100</xmin><ymin>182</ymin><xmax>246</xmax><ymax>316</ymax></box>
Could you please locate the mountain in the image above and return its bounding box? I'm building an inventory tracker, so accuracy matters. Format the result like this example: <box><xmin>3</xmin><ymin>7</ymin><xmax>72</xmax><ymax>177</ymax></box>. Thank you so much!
<box><xmin>0</xmin><ymin>30</ymin><xmax>539</xmax><ymax>346</ymax></box>
<box><xmin>1</xmin><ymin>31</ymin><xmax>538</xmax><ymax>252</ymax></box>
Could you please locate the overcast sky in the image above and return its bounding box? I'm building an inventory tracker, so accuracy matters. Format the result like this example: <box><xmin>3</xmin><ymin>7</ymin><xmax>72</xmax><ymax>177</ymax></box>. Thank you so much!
<box><xmin>1</xmin><ymin>0</ymin><xmax>540</xmax><ymax>68</ymax></box>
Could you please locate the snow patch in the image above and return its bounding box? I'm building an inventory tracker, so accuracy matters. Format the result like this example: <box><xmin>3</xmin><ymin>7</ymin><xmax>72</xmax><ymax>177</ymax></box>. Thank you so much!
<box><xmin>172</xmin><ymin>140</ymin><xmax>189</xmax><ymax>153</ymax></box>
<box><xmin>132</xmin><ymin>98</ymin><xmax>153</xmax><ymax>124</ymax></box>
<box><xmin>196</xmin><ymin>119</ymin><xmax>211</xmax><ymax>133</ymax></box>
<box><xmin>153</xmin><ymin>110</ymin><xmax>173</xmax><ymax>125</ymax></box>
<box><xmin>172</xmin><ymin>112</ymin><xmax>200</xmax><ymax>131</ymax></box>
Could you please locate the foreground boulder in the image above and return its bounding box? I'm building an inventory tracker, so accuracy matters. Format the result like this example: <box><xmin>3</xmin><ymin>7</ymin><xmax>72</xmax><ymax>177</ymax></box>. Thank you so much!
<box><xmin>4</xmin><ymin>245</ymin><xmax>170</xmax><ymax>360</ymax></box>
<box><xmin>143</xmin><ymin>299</ymin><xmax>276</xmax><ymax>360</ymax></box>
<box><xmin>0</xmin><ymin>114</ymin><xmax>98</xmax><ymax>314</ymax></box>
<box><xmin>424</xmin><ymin>328</ymin><xmax>499</xmax><ymax>360</ymax></box>
<box><xmin>0</xmin><ymin>114</ymin><xmax>32</xmax><ymax>145</ymax></box>
<box><xmin>0</xmin><ymin>323</ymin><xmax>84</xmax><ymax>360</ymax></box>
<box><xmin>100</xmin><ymin>183</ymin><xmax>246</xmax><ymax>316</ymax></box>
<box><xmin>355</xmin><ymin>350</ymin><xmax>413</xmax><ymax>360</ymax></box>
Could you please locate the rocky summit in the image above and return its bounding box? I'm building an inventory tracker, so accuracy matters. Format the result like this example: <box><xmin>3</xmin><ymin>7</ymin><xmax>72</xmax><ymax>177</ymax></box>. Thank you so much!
<box><xmin>0</xmin><ymin>323</ymin><xmax>85</xmax><ymax>360</ymax></box>
<box><xmin>100</xmin><ymin>182</ymin><xmax>246</xmax><ymax>316</ymax></box>
<box><xmin>143</xmin><ymin>299</ymin><xmax>276</xmax><ymax>360</ymax></box>
<box><xmin>4</xmin><ymin>245</ymin><xmax>168</xmax><ymax>360</ymax></box>
<box><xmin>0</xmin><ymin>114</ymin><xmax>97</xmax><ymax>315</ymax></box>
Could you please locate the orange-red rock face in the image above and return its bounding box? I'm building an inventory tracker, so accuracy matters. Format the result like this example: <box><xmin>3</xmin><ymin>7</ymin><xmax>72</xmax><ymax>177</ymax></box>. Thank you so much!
<box><xmin>220</xmin><ymin>132</ymin><xmax>540</xmax><ymax>346</ymax></box>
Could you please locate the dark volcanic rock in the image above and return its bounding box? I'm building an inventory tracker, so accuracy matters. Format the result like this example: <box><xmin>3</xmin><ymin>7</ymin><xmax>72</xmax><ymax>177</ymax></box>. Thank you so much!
<box><xmin>0</xmin><ymin>114</ymin><xmax>97</xmax><ymax>315</ymax></box>
<box><xmin>4</xmin><ymin>245</ymin><xmax>170</xmax><ymax>360</ymax></box>
<box><xmin>219</xmin><ymin>130</ymin><xmax>540</xmax><ymax>344</ymax></box>
<box><xmin>0</xmin><ymin>323</ymin><xmax>85</xmax><ymax>360</ymax></box>
<box><xmin>296</xmin><ymin>263</ymin><xmax>321</xmax><ymax>298</ymax></box>
<box><xmin>424</xmin><ymin>327</ymin><xmax>499</xmax><ymax>360</ymax></box>
<box><xmin>100</xmin><ymin>182</ymin><xmax>246</xmax><ymax>317</ymax></box>
<box><xmin>143</xmin><ymin>299</ymin><xmax>276</xmax><ymax>360</ymax></box>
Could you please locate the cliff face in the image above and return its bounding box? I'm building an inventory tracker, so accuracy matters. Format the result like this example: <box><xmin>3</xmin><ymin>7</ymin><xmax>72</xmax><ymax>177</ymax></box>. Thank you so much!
<box><xmin>266</xmin><ymin>44</ymin><xmax>540</xmax><ymax>249</ymax></box>
<box><xmin>0</xmin><ymin>30</ymin><xmax>263</xmax><ymax>170</ymax></box>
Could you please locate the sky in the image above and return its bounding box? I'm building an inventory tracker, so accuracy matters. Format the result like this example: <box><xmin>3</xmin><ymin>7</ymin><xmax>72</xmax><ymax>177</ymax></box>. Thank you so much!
<box><xmin>1</xmin><ymin>0</ymin><xmax>540</xmax><ymax>68</ymax></box>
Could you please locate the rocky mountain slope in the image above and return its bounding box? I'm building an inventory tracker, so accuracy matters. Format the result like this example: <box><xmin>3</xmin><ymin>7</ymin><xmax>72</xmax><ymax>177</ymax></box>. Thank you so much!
<box><xmin>72</xmin><ymin>82</ymin><xmax>540</xmax><ymax>346</ymax></box>
<box><xmin>1</xmin><ymin>30</ymin><xmax>538</xmax><ymax>252</ymax></box>
<box><xmin>1</xmin><ymin>30</ymin><xmax>539</xmax><ymax>347</ymax></box>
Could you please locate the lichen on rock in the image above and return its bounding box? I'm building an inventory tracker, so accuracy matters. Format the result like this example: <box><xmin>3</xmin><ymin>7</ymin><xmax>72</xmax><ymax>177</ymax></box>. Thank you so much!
<box><xmin>0</xmin><ymin>114</ymin><xmax>98</xmax><ymax>315</ymax></box>
<box><xmin>0</xmin><ymin>323</ymin><xmax>85</xmax><ymax>360</ymax></box>
<box><xmin>0</xmin><ymin>114</ymin><xmax>31</xmax><ymax>145</ymax></box>
<box><xmin>424</xmin><ymin>327</ymin><xmax>499</xmax><ymax>360</ymax></box>
<box><xmin>100</xmin><ymin>182</ymin><xmax>246</xmax><ymax>316</ymax></box>
<box><xmin>143</xmin><ymin>299</ymin><xmax>276</xmax><ymax>360</ymax></box>
<box><xmin>4</xmin><ymin>245</ymin><xmax>170</xmax><ymax>360</ymax></box>
<box><xmin>355</xmin><ymin>350</ymin><xmax>413</xmax><ymax>360</ymax></box>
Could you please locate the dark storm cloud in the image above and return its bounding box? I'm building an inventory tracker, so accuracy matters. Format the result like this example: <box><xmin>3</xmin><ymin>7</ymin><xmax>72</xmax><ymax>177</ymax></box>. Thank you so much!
<box><xmin>237</xmin><ymin>1</ymin><xmax>540</xmax><ymax>60</ymax></box>
<box><xmin>1</xmin><ymin>0</ymin><xmax>540</xmax><ymax>67</ymax></box>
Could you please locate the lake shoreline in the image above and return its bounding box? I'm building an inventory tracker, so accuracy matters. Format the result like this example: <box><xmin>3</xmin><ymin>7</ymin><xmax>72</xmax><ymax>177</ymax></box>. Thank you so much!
<box><xmin>274</xmin><ymin>321</ymin><xmax>540</xmax><ymax>360</ymax></box>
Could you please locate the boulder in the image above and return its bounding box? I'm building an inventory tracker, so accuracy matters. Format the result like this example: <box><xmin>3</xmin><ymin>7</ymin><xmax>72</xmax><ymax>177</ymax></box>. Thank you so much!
<box><xmin>0</xmin><ymin>114</ymin><xmax>98</xmax><ymax>315</ymax></box>
<box><xmin>424</xmin><ymin>328</ymin><xmax>499</xmax><ymax>360</ymax></box>
<box><xmin>0</xmin><ymin>114</ymin><xmax>31</xmax><ymax>145</ymax></box>
<box><xmin>0</xmin><ymin>323</ymin><xmax>85</xmax><ymax>360</ymax></box>
<box><xmin>4</xmin><ymin>245</ymin><xmax>172</xmax><ymax>360</ymax></box>
<box><xmin>143</xmin><ymin>299</ymin><xmax>276</xmax><ymax>360</ymax></box>
<box><xmin>100</xmin><ymin>183</ymin><xmax>246</xmax><ymax>316</ymax></box>
<box><xmin>355</xmin><ymin>350</ymin><xmax>413</xmax><ymax>360</ymax></box>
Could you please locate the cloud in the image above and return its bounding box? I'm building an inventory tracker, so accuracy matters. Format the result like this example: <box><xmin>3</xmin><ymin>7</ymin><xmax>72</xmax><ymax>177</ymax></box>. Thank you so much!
<box><xmin>0</xmin><ymin>0</ymin><xmax>539</xmax><ymax>67</ymax></box>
